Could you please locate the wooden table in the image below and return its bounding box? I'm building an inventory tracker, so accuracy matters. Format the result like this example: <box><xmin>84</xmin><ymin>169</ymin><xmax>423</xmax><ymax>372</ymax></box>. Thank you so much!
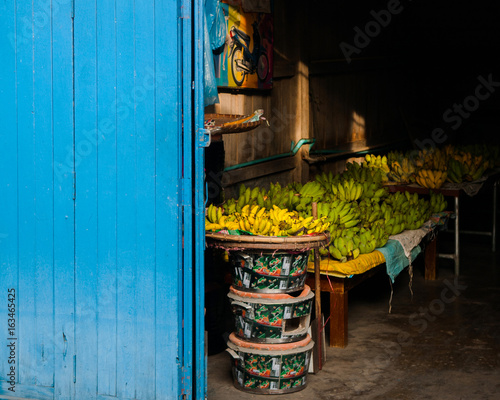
<box><xmin>306</xmin><ymin>231</ymin><xmax>438</xmax><ymax>348</ymax></box>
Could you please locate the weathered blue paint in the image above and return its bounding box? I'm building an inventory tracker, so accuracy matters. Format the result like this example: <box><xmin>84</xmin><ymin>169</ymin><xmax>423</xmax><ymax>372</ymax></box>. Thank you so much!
<box><xmin>194</xmin><ymin>1</ymin><xmax>208</xmax><ymax>399</ymax></box>
<box><xmin>0</xmin><ymin>1</ymin><xmax>204</xmax><ymax>399</ymax></box>
<box><xmin>181</xmin><ymin>0</ymin><xmax>195</xmax><ymax>395</ymax></box>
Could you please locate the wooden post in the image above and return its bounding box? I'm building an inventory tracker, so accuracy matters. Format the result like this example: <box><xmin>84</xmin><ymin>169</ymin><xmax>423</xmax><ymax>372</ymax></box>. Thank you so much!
<box><xmin>329</xmin><ymin>279</ymin><xmax>348</xmax><ymax>348</ymax></box>
<box><xmin>312</xmin><ymin>202</ymin><xmax>323</xmax><ymax>370</ymax></box>
<box><xmin>425</xmin><ymin>236</ymin><xmax>437</xmax><ymax>280</ymax></box>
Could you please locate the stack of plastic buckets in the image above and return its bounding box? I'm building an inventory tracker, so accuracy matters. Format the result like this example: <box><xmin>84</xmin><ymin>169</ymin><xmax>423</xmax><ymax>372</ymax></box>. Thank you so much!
<box><xmin>225</xmin><ymin>248</ymin><xmax>316</xmax><ymax>394</ymax></box>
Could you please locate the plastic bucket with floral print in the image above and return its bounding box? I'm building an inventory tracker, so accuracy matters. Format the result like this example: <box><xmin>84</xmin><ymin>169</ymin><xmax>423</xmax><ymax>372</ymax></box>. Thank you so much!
<box><xmin>228</xmin><ymin>285</ymin><xmax>314</xmax><ymax>343</ymax></box>
<box><xmin>226</xmin><ymin>332</ymin><xmax>314</xmax><ymax>394</ymax></box>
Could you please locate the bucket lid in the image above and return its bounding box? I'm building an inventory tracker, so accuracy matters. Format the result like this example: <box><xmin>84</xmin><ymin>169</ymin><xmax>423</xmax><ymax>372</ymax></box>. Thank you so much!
<box><xmin>228</xmin><ymin>332</ymin><xmax>312</xmax><ymax>351</ymax></box>
<box><xmin>229</xmin><ymin>284</ymin><xmax>311</xmax><ymax>300</ymax></box>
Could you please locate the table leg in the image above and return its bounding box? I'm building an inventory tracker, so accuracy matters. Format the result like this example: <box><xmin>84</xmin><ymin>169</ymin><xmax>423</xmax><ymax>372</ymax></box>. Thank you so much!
<box><xmin>329</xmin><ymin>279</ymin><xmax>348</xmax><ymax>348</ymax></box>
<box><xmin>424</xmin><ymin>236</ymin><xmax>437</xmax><ymax>280</ymax></box>
<box><xmin>455</xmin><ymin>196</ymin><xmax>460</xmax><ymax>276</ymax></box>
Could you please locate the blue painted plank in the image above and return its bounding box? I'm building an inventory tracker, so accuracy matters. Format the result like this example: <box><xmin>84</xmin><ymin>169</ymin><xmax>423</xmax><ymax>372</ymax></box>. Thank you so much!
<box><xmin>15</xmin><ymin>0</ymin><xmax>38</xmax><ymax>387</ymax></box>
<box><xmin>154</xmin><ymin>0</ymin><xmax>183</xmax><ymax>397</ymax></box>
<box><xmin>181</xmin><ymin>0</ymin><xmax>194</xmax><ymax>396</ymax></box>
<box><xmin>0</xmin><ymin>1</ymin><xmax>19</xmax><ymax>393</ymax></box>
<box><xmin>115</xmin><ymin>1</ymin><xmax>137</xmax><ymax>398</ymax></box>
<box><xmin>52</xmin><ymin>1</ymin><xmax>77</xmax><ymax>399</ymax></box>
<box><xmin>96</xmin><ymin>1</ymin><xmax>118</xmax><ymax>397</ymax></box>
<box><xmin>133</xmin><ymin>2</ymin><xmax>157</xmax><ymax>399</ymax></box>
<box><xmin>33</xmin><ymin>0</ymin><xmax>55</xmax><ymax>388</ymax></box>
<box><xmin>193</xmin><ymin>0</ymin><xmax>207</xmax><ymax>397</ymax></box>
<box><xmin>74</xmin><ymin>0</ymin><xmax>99</xmax><ymax>398</ymax></box>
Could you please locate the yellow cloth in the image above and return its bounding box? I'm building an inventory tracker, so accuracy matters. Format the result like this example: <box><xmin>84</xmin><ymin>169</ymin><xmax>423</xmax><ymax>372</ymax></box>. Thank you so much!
<box><xmin>307</xmin><ymin>250</ymin><xmax>386</xmax><ymax>278</ymax></box>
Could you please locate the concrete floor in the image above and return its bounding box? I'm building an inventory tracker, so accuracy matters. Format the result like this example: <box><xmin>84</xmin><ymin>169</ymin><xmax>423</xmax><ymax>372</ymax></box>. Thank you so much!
<box><xmin>207</xmin><ymin>230</ymin><xmax>500</xmax><ymax>399</ymax></box>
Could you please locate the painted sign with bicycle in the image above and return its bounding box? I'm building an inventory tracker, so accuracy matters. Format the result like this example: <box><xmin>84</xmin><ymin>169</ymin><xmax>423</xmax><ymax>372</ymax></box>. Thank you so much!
<box><xmin>214</xmin><ymin>0</ymin><xmax>273</xmax><ymax>89</ymax></box>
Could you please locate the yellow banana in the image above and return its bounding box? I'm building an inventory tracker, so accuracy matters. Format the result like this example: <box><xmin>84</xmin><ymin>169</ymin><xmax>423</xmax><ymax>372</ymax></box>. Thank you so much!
<box><xmin>256</xmin><ymin>207</ymin><xmax>266</xmax><ymax>219</ymax></box>
<box><xmin>261</xmin><ymin>220</ymin><xmax>272</xmax><ymax>235</ymax></box>
<box><xmin>250</xmin><ymin>205</ymin><xmax>260</xmax><ymax>216</ymax></box>
<box><xmin>205</xmin><ymin>223</ymin><xmax>223</xmax><ymax>231</ymax></box>
<box><xmin>218</xmin><ymin>215</ymin><xmax>227</xmax><ymax>227</ymax></box>
<box><xmin>257</xmin><ymin>218</ymin><xmax>268</xmax><ymax>234</ymax></box>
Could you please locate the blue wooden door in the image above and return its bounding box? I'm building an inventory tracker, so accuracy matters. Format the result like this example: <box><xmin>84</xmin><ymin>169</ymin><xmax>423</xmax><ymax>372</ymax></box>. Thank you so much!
<box><xmin>0</xmin><ymin>1</ymin><xmax>205</xmax><ymax>399</ymax></box>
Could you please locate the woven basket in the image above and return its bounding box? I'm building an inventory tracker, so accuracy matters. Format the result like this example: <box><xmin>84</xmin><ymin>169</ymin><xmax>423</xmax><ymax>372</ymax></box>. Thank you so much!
<box><xmin>205</xmin><ymin>232</ymin><xmax>328</xmax><ymax>251</ymax></box>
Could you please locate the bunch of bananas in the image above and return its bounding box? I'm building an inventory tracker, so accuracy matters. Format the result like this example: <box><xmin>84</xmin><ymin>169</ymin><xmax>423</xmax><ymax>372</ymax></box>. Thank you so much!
<box><xmin>316</xmin><ymin>164</ymin><xmax>387</xmax><ymax>203</ymax></box>
<box><xmin>379</xmin><ymin>191</ymin><xmax>432</xmax><ymax>234</ymax></box>
<box><xmin>295</xmin><ymin>181</ymin><xmax>325</xmax><ymax>211</ymax></box>
<box><xmin>446</xmin><ymin>159</ymin><xmax>465</xmax><ymax>183</ymax></box>
<box><xmin>206</xmin><ymin>204</ymin><xmax>240</xmax><ymax>231</ymax></box>
<box><xmin>384</xmin><ymin>190</ymin><xmax>417</xmax><ymax>211</ymax></box>
<box><xmin>344</xmin><ymin>161</ymin><xmax>386</xmax><ymax>184</ymax></box>
<box><xmin>415</xmin><ymin>169</ymin><xmax>447</xmax><ymax>189</ymax></box>
<box><xmin>299</xmin><ymin>180</ymin><xmax>326</xmax><ymax>199</ymax></box>
<box><xmin>382</xmin><ymin>208</ymin><xmax>406</xmax><ymax>236</ymax></box>
<box><xmin>363</xmin><ymin>154</ymin><xmax>390</xmax><ymax>179</ymax></box>
<box><xmin>429</xmin><ymin>191</ymin><xmax>447</xmax><ymax>214</ymax></box>
<box><xmin>225</xmin><ymin>183</ymin><xmax>302</xmax><ymax>215</ymax></box>
<box><xmin>447</xmin><ymin>153</ymin><xmax>487</xmax><ymax>183</ymax></box>
<box><xmin>328</xmin><ymin>236</ymin><xmax>360</xmax><ymax>263</ymax></box>
<box><xmin>386</xmin><ymin>150</ymin><xmax>404</xmax><ymax>166</ymax></box>
<box><xmin>420</xmin><ymin>148</ymin><xmax>448</xmax><ymax>171</ymax></box>
<box><xmin>230</xmin><ymin>185</ymin><xmax>263</xmax><ymax>213</ymax></box>
<box><xmin>401</xmin><ymin>209</ymin><xmax>427</xmax><ymax>231</ymax></box>
<box><xmin>469</xmin><ymin>144</ymin><xmax>500</xmax><ymax>167</ymax></box>
<box><xmin>315</xmin><ymin>170</ymin><xmax>337</xmax><ymax>188</ymax></box>
<box><xmin>205</xmin><ymin>204</ymin><xmax>330</xmax><ymax>237</ymax></box>
<box><xmin>330</xmin><ymin>179</ymin><xmax>363</xmax><ymax>201</ymax></box>
<box><xmin>389</xmin><ymin>158</ymin><xmax>416</xmax><ymax>184</ymax></box>
<box><xmin>324</xmin><ymin>223</ymin><xmax>387</xmax><ymax>262</ymax></box>
<box><xmin>266</xmin><ymin>182</ymin><xmax>301</xmax><ymax>210</ymax></box>
<box><xmin>358</xmin><ymin>199</ymin><xmax>384</xmax><ymax>225</ymax></box>
<box><xmin>360</xmin><ymin>182</ymin><xmax>387</xmax><ymax>201</ymax></box>
<box><xmin>414</xmin><ymin>148</ymin><xmax>446</xmax><ymax>170</ymax></box>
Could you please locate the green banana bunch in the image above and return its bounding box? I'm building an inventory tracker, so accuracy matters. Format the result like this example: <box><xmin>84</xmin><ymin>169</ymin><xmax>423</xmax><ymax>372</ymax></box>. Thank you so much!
<box><xmin>429</xmin><ymin>191</ymin><xmax>447</xmax><ymax>214</ymax></box>
<box><xmin>332</xmin><ymin>179</ymin><xmax>364</xmax><ymax>201</ymax></box>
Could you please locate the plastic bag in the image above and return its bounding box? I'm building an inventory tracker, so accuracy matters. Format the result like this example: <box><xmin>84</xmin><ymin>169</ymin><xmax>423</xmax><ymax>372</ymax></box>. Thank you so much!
<box><xmin>203</xmin><ymin>13</ymin><xmax>219</xmax><ymax>107</ymax></box>
<box><xmin>204</xmin><ymin>0</ymin><xmax>226</xmax><ymax>107</ymax></box>
<box><xmin>206</xmin><ymin>0</ymin><xmax>226</xmax><ymax>51</ymax></box>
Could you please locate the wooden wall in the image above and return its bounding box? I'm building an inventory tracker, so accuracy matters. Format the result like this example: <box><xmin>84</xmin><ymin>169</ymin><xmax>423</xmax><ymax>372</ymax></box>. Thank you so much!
<box><xmin>211</xmin><ymin>0</ymin><xmax>409</xmax><ymax>193</ymax></box>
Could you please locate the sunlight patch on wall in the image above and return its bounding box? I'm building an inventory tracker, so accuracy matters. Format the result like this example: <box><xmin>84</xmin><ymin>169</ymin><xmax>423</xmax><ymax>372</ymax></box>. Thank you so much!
<box><xmin>350</xmin><ymin>111</ymin><xmax>366</xmax><ymax>142</ymax></box>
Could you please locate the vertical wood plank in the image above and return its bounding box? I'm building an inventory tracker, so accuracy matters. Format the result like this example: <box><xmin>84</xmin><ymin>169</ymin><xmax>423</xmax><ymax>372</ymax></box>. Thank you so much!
<box><xmin>181</xmin><ymin>0</ymin><xmax>195</xmax><ymax>393</ymax></box>
<box><xmin>0</xmin><ymin>0</ymin><xmax>19</xmax><ymax>389</ymax></box>
<box><xmin>52</xmin><ymin>0</ymin><xmax>77</xmax><ymax>397</ymax></box>
<box><xmin>194</xmin><ymin>0</ymin><xmax>207</xmax><ymax>395</ymax></box>
<box><xmin>16</xmin><ymin>0</ymin><xmax>38</xmax><ymax>386</ymax></box>
<box><xmin>115</xmin><ymin>1</ymin><xmax>137</xmax><ymax>397</ymax></box>
<box><xmin>33</xmin><ymin>0</ymin><xmax>55</xmax><ymax>388</ymax></box>
<box><xmin>134</xmin><ymin>2</ymin><xmax>157</xmax><ymax>398</ymax></box>
<box><xmin>74</xmin><ymin>0</ymin><xmax>98</xmax><ymax>398</ymax></box>
<box><xmin>155</xmin><ymin>0</ymin><xmax>182</xmax><ymax>396</ymax></box>
<box><xmin>96</xmin><ymin>0</ymin><xmax>118</xmax><ymax>397</ymax></box>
